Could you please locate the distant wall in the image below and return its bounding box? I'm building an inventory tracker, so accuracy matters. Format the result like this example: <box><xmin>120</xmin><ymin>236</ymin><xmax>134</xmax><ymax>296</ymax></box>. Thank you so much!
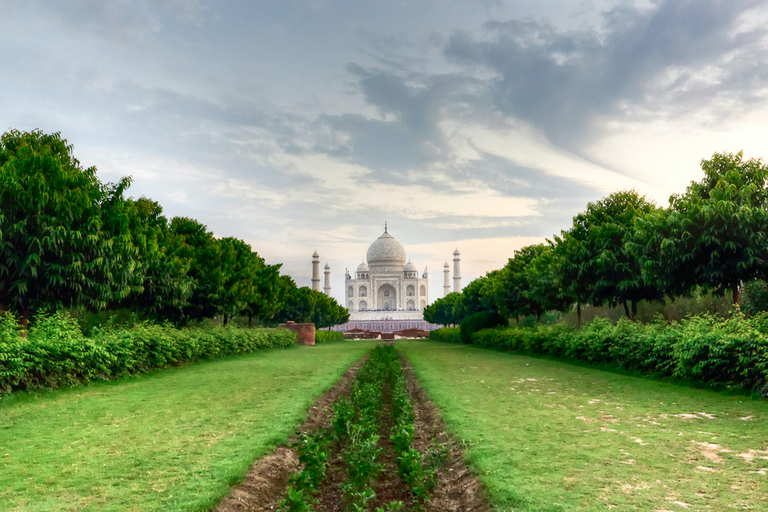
<box><xmin>278</xmin><ymin>321</ymin><xmax>315</xmax><ymax>346</ymax></box>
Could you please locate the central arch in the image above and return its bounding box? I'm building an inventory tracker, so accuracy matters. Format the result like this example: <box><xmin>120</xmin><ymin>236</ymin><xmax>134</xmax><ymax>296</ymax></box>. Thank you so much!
<box><xmin>377</xmin><ymin>283</ymin><xmax>397</xmax><ymax>311</ymax></box>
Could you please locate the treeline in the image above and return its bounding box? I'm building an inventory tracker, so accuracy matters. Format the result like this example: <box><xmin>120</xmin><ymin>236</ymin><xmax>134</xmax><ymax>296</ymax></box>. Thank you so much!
<box><xmin>426</xmin><ymin>151</ymin><xmax>768</xmax><ymax>328</ymax></box>
<box><xmin>0</xmin><ymin>129</ymin><xmax>349</xmax><ymax>329</ymax></box>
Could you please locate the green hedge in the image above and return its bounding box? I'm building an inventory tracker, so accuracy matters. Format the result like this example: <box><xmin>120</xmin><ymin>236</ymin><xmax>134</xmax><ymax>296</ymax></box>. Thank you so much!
<box><xmin>429</xmin><ymin>327</ymin><xmax>460</xmax><ymax>343</ymax></box>
<box><xmin>431</xmin><ymin>313</ymin><xmax>768</xmax><ymax>394</ymax></box>
<box><xmin>0</xmin><ymin>311</ymin><xmax>296</xmax><ymax>394</ymax></box>
<box><xmin>315</xmin><ymin>330</ymin><xmax>345</xmax><ymax>343</ymax></box>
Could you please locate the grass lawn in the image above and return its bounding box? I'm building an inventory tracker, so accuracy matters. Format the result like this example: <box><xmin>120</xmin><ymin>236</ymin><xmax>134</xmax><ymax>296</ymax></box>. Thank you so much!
<box><xmin>397</xmin><ymin>340</ymin><xmax>768</xmax><ymax>512</ymax></box>
<box><xmin>0</xmin><ymin>340</ymin><xmax>377</xmax><ymax>512</ymax></box>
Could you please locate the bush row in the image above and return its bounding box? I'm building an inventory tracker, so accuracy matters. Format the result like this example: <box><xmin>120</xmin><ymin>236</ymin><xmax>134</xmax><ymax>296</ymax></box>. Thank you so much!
<box><xmin>0</xmin><ymin>311</ymin><xmax>296</xmax><ymax>393</ymax></box>
<box><xmin>315</xmin><ymin>330</ymin><xmax>345</xmax><ymax>343</ymax></box>
<box><xmin>430</xmin><ymin>313</ymin><xmax>768</xmax><ymax>394</ymax></box>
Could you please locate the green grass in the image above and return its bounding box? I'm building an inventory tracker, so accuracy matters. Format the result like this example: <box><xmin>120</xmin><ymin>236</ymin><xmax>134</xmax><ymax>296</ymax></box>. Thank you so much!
<box><xmin>0</xmin><ymin>340</ymin><xmax>377</xmax><ymax>512</ymax></box>
<box><xmin>397</xmin><ymin>340</ymin><xmax>768</xmax><ymax>512</ymax></box>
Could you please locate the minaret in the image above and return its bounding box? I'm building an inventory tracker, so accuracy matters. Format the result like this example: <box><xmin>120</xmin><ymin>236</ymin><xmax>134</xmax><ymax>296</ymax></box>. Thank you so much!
<box><xmin>324</xmin><ymin>263</ymin><xmax>331</xmax><ymax>296</ymax></box>
<box><xmin>453</xmin><ymin>249</ymin><xmax>461</xmax><ymax>293</ymax></box>
<box><xmin>311</xmin><ymin>250</ymin><xmax>320</xmax><ymax>291</ymax></box>
<box><xmin>443</xmin><ymin>261</ymin><xmax>450</xmax><ymax>297</ymax></box>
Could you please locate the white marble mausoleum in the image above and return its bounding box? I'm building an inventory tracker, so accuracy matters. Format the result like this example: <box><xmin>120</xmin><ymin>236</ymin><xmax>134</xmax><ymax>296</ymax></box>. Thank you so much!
<box><xmin>314</xmin><ymin>224</ymin><xmax>459</xmax><ymax>332</ymax></box>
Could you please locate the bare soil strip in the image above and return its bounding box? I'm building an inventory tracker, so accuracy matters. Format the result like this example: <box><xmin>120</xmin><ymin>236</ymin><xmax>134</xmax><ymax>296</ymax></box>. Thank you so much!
<box><xmin>213</xmin><ymin>349</ymin><xmax>492</xmax><ymax>512</ymax></box>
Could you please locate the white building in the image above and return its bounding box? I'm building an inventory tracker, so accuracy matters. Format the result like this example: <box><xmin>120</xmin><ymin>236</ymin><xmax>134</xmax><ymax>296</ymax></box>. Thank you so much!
<box><xmin>314</xmin><ymin>224</ymin><xmax>462</xmax><ymax>332</ymax></box>
<box><xmin>344</xmin><ymin>224</ymin><xmax>429</xmax><ymax>313</ymax></box>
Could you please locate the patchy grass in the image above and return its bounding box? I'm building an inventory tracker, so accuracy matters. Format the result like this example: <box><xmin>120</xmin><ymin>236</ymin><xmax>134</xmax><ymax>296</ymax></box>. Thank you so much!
<box><xmin>0</xmin><ymin>341</ymin><xmax>377</xmax><ymax>512</ymax></box>
<box><xmin>397</xmin><ymin>340</ymin><xmax>768</xmax><ymax>512</ymax></box>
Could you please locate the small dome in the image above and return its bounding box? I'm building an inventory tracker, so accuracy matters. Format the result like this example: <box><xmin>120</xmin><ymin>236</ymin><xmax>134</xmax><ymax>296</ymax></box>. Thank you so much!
<box><xmin>404</xmin><ymin>261</ymin><xmax>417</xmax><ymax>272</ymax></box>
<box><xmin>367</xmin><ymin>230</ymin><xmax>406</xmax><ymax>267</ymax></box>
<box><xmin>357</xmin><ymin>261</ymin><xmax>369</xmax><ymax>272</ymax></box>
<box><xmin>312</xmin><ymin>250</ymin><xmax>319</xmax><ymax>258</ymax></box>
<box><xmin>324</xmin><ymin>263</ymin><xmax>330</xmax><ymax>269</ymax></box>
<box><xmin>444</xmin><ymin>261</ymin><xmax>450</xmax><ymax>268</ymax></box>
<box><xmin>453</xmin><ymin>248</ymin><xmax>460</xmax><ymax>256</ymax></box>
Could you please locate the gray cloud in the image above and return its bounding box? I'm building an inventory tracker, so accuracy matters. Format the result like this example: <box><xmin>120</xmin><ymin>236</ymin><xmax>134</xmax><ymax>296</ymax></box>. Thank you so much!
<box><xmin>444</xmin><ymin>0</ymin><xmax>768</xmax><ymax>150</ymax></box>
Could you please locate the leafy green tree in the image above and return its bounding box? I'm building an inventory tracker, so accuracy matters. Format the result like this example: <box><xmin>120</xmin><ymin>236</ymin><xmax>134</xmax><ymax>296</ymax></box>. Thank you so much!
<box><xmin>121</xmin><ymin>198</ymin><xmax>194</xmax><ymax>322</ymax></box>
<box><xmin>0</xmin><ymin>129</ymin><xmax>141</xmax><ymax>328</ymax></box>
<box><xmin>495</xmin><ymin>244</ymin><xmax>549</xmax><ymax>322</ymax></box>
<box><xmin>524</xmin><ymin>245</ymin><xmax>574</xmax><ymax>318</ymax></box>
<box><xmin>423</xmin><ymin>292</ymin><xmax>462</xmax><ymax>326</ymax></box>
<box><xmin>242</xmin><ymin>263</ymin><xmax>282</xmax><ymax>327</ymax></box>
<box><xmin>554</xmin><ymin>190</ymin><xmax>661</xmax><ymax>320</ymax></box>
<box><xmin>170</xmin><ymin>217</ymin><xmax>217</xmax><ymax>322</ymax></box>
<box><xmin>632</xmin><ymin>152</ymin><xmax>768</xmax><ymax>303</ymax></box>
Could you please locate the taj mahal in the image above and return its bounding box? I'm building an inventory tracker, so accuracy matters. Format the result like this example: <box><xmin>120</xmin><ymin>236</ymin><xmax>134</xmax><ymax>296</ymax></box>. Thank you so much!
<box><xmin>311</xmin><ymin>224</ymin><xmax>461</xmax><ymax>332</ymax></box>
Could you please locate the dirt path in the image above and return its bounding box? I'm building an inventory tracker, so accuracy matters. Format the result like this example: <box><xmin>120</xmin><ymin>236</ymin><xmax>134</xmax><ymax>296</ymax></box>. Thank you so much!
<box><xmin>212</xmin><ymin>349</ymin><xmax>492</xmax><ymax>512</ymax></box>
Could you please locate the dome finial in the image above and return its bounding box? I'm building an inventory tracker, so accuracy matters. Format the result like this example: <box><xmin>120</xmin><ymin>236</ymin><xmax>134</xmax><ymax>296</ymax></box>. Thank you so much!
<box><xmin>384</xmin><ymin>221</ymin><xmax>388</xmax><ymax>233</ymax></box>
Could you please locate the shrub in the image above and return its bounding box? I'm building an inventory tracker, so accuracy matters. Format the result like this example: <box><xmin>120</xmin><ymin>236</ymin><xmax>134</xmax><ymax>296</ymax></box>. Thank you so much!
<box><xmin>459</xmin><ymin>311</ymin><xmax>506</xmax><ymax>343</ymax></box>
<box><xmin>432</xmin><ymin>312</ymin><xmax>768</xmax><ymax>394</ymax></box>
<box><xmin>315</xmin><ymin>330</ymin><xmax>344</xmax><ymax>343</ymax></box>
<box><xmin>428</xmin><ymin>327</ymin><xmax>460</xmax><ymax>343</ymax></box>
<box><xmin>0</xmin><ymin>310</ymin><xmax>297</xmax><ymax>394</ymax></box>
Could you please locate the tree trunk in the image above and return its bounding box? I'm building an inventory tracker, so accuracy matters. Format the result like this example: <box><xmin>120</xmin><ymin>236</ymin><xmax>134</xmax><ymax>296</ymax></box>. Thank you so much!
<box><xmin>631</xmin><ymin>300</ymin><xmax>638</xmax><ymax>320</ymax></box>
<box><xmin>623</xmin><ymin>300</ymin><xmax>630</xmax><ymax>319</ymax></box>
<box><xmin>537</xmin><ymin>312</ymin><xmax>542</xmax><ymax>323</ymax></box>
<box><xmin>248</xmin><ymin>314</ymin><xmax>253</xmax><ymax>328</ymax></box>
<box><xmin>223</xmin><ymin>315</ymin><xmax>229</xmax><ymax>327</ymax></box>
<box><xmin>577</xmin><ymin>303</ymin><xmax>582</xmax><ymax>327</ymax></box>
<box><xmin>515</xmin><ymin>315</ymin><xmax>519</xmax><ymax>324</ymax></box>
<box><xmin>733</xmin><ymin>285</ymin><xmax>740</xmax><ymax>305</ymax></box>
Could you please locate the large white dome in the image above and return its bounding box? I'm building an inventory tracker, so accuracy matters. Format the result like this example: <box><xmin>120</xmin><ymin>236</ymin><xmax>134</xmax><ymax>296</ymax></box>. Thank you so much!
<box><xmin>366</xmin><ymin>230</ymin><xmax>406</xmax><ymax>267</ymax></box>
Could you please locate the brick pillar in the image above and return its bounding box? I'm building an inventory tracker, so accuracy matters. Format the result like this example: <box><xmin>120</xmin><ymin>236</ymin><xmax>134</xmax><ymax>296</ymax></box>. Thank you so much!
<box><xmin>278</xmin><ymin>321</ymin><xmax>316</xmax><ymax>346</ymax></box>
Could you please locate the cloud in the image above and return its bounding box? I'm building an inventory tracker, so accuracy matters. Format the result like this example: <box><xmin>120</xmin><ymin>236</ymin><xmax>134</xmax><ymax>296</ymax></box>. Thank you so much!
<box><xmin>443</xmin><ymin>0</ymin><xmax>768</xmax><ymax>152</ymax></box>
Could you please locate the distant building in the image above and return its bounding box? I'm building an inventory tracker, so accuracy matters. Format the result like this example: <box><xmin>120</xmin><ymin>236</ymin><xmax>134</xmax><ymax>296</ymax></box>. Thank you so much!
<box><xmin>316</xmin><ymin>223</ymin><xmax>460</xmax><ymax>332</ymax></box>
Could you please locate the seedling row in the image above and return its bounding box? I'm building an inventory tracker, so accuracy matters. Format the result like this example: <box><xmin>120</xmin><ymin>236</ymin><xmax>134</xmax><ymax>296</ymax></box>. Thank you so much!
<box><xmin>279</xmin><ymin>345</ymin><xmax>446</xmax><ymax>512</ymax></box>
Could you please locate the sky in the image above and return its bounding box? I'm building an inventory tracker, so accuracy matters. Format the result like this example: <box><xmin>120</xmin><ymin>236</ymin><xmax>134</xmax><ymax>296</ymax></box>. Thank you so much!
<box><xmin>2</xmin><ymin>0</ymin><xmax>768</xmax><ymax>306</ymax></box>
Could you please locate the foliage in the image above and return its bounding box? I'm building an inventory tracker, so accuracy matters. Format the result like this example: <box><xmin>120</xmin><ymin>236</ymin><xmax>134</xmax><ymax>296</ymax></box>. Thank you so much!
<box><xmin>440</xmin><ymin>311</ymin><xmax>768</xmax><ymax>394</ymax></box>
<box><xmin>0</xmin><ymin>310</ymin><xmax>296</xmax><ymax>393</ymax></box>
<box><xmin>741</xmin><ymin>280</ymin><xmax>768</xmax><ymax>316</ymax></box>
<box><xmin>632</xmin><ymin>152</ymin><xmax>768</xmax><ymax>302</ymax></box>
<box><xmin>120</xmin><ymin>198</ymin><xmax>195</xmax><ymax>321</ymax></box>
<box><xmin>275</xmin><ymin>285</ymin><xmax>349</xmax><ymax>328</ymax></box>
<box><xmin>428</xmin><ymin>327</ymin><xmax>461</xmax><ymax>343</ymax></box>
<box><xmin>315</xmin><ymin>330</ymin><xmax>345</xmax><ymax>343</ymax></box>
<box><xmin>459</xmin><ymin>311</ymin><xmax>507</xmax><ymax>343</ymax></box>
<box><xmin>495</xmin><ymin>244</ymin><xmax>553</xmax><ymax>320</ymax></box>
<box><xmin>554</xmin><ymin>190</ymin><xmax>661</xmax><ymax>317</ymax></box>
<box><xmin>0</xmin><ymin>129</ymin><xmax>141</xmax><ymax>326</ymax></box>
<box><xmin>423</xmin><ymin>292</ymin><xmax>462</xmax><ymax>326</ymax></box>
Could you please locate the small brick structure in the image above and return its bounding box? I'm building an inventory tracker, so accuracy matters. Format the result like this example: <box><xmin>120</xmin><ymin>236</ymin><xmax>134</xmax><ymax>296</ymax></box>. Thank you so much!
<box><xmin>278</xmin><ymin>321</ymin><xmax>316</xmax><ymax>346</ymax></box>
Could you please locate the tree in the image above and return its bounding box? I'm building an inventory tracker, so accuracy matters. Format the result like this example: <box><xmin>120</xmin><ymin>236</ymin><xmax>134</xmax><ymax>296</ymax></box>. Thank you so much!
<box><xmin>242</xmin><ymin>263</ymin><xmax>282</xmax><ymax>327</ymax></box>
<box><xmin>216</xmin><ymin>237</ymin><xmax>264</xmax><ymax>326</ymax></box>
<box><xmin>0</xmin><ymin>129</ymin><xmax>141</xmax><ymax>328</ymax></box>
<box><xmin>495</xmin><ymin>244</ymin><xmax>549</xmax><ymax>322</ymax></box>
<box><xmin>554</xmin><ymin>190</ymin><xmax>661</xmax><ymax>320</ymax></box>
<box><xmin>632</xmin><ymin>152</ymin><xmax>768</xmax><ymax>303</ymax></box>
<box><xmin>170</xmin><ymin>217</ymin><xmax>221</xmax><ymax>322</ymax></box>
<box><xmin>120</xmin><ymin>198</ymin><xmax>194</xmax><ymax>322</ymax></box>
<box><xmin>423</xmin><ymin>292</ymin><xmax>462</xmax><ymax>326</ymax></box>
<box><xmin>524</xmin><ymin>244</ymin><xmax>574</xmax><ymax>318</ymax></box>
